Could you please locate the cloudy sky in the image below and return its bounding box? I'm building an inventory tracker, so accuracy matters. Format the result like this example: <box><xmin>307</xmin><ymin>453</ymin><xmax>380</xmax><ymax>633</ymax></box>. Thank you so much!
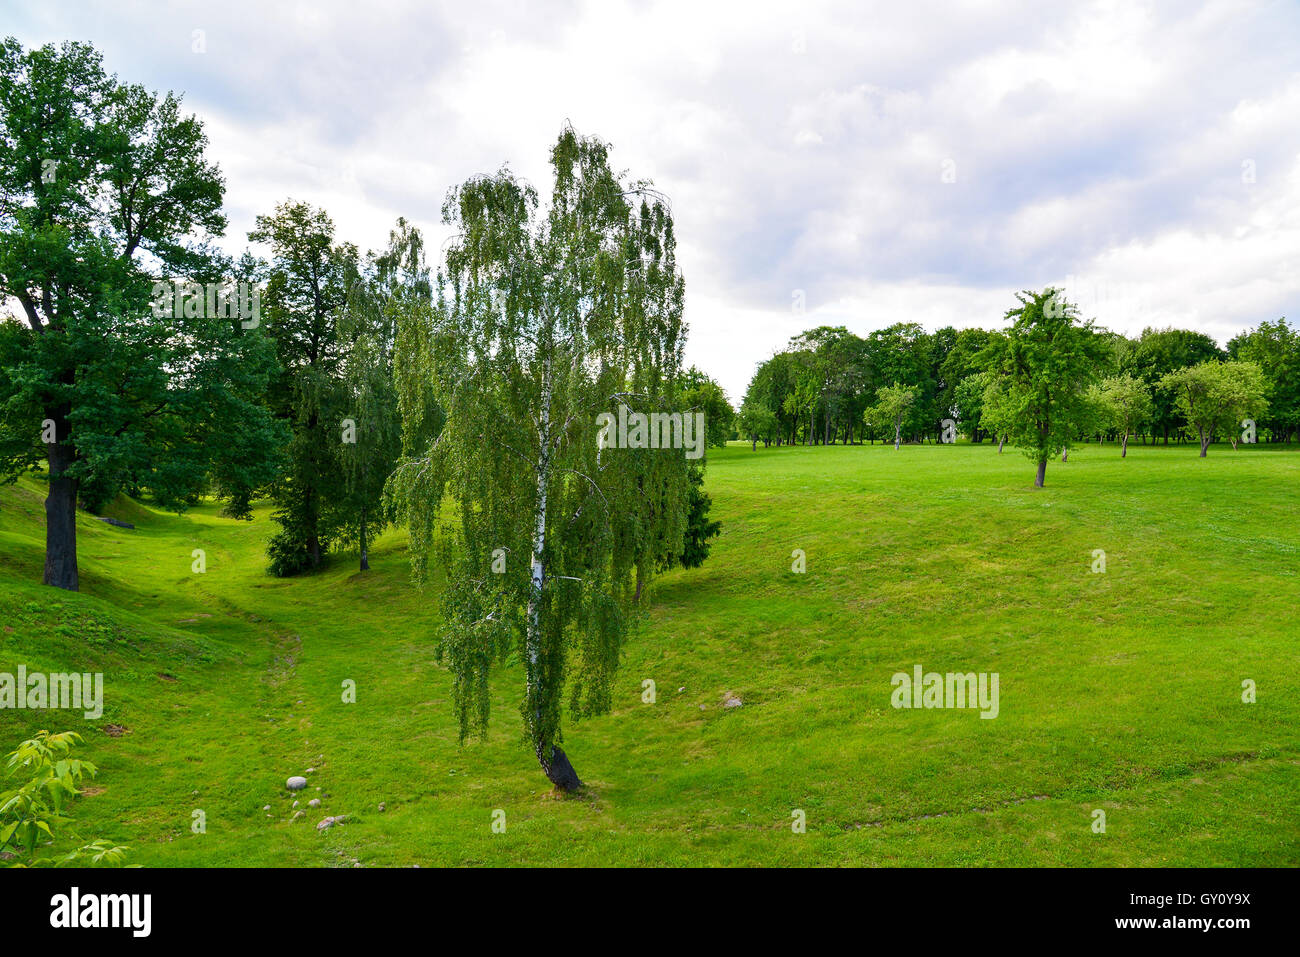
<box><xmin>5</xmin><ymin>0</ymin><xmax>1298</xmax><ymax>399</ymax></box>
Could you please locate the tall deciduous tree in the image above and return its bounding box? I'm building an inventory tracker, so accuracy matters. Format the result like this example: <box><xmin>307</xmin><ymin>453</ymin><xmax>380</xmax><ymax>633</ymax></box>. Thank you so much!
<box><xmin>251</xmin><ymin>201</ymin><xmax>358</xmax><ymax>575</ymax></box>
<box><xmin>335</xmin><ymin>220</ymin><xmax>423</xmax><ymax>571</ymax></box>
<box><xmin>988</xmin><ymin>289</ymin><xmax>1108</xmax><ymax>487</ymax></box>
<box><xmin>0</xmin><ymin>38</ymin><xmax>282</xmax><ymax>590</ymax></box>
<box><xmin>387</xmin><ymin>128</ymin><xmax>690</xmax><ymax>790</ymax></box>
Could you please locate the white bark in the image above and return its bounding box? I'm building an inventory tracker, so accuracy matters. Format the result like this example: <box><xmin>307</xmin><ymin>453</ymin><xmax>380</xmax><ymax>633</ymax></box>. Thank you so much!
<box><xmin>526</xmin><ymin>352</ymin><xmax>552</xmax><ymax>758</ymax></box>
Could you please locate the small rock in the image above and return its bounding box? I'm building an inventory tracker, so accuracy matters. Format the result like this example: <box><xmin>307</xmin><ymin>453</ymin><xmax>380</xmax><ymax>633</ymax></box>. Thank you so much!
<box><xmin>286</xmin><ymin>776</ymin><xmax>308</xmax><ymax>791</ymax></box>
<box><xmin>292</xmin><ymin>810</ymin><xmax>304</xmax><ymax>821</ymax></box>
<box><xmin>292</xmin><ymin>800</ymin><xmax>299</xmax><ymax>808</ymax></box>
<box><xmin>316</xmin><ymin>815</ymin><xmax>347</xmax><ymax>832</ymax></box>
<box><xmin>306</xmin><ymin>767</ymin><xmax>316</xmax><ymax>773</ymax></box>
<box><xmin>308</xmin><ymin>798</ymin><xmax>321</xmax><ymax>808</ymax></box>
<box><xmin>378</xmin><ymin>802</ymin><xmax>386</xmax><ymax>812</ymax></box>
<box><xmin>723</xmin><ymin>694</ymin><xmax>743</xmax><ymax>708</ymax></box>
<box><xmin>262</xmin><ymin>804</ymin><xmax>270</xmax><ymax>811</ymax></box>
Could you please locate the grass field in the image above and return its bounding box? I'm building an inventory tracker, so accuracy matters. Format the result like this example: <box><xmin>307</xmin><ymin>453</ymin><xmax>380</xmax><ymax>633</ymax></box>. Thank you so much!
<box><xmin>1</xmin><ymin>440</ymin><xmax>1297</xmax><ymax>866</ymax></box>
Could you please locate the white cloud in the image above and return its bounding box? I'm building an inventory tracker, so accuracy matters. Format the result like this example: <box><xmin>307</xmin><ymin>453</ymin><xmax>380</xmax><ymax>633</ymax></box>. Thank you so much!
<box><xmin>6</xmin><ymin>0</ymin><xmax>1298</xmax><ymax>397</ymax></box>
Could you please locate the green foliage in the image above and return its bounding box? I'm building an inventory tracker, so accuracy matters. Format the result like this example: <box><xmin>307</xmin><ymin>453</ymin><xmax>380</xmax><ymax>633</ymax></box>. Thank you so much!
<box><xmin>737</xmin><ymin>397</ymin><xmax>779</xmax><ymax>449</ymax></box>
<box><xmin>681</xmin><ymin>367</ymin><xmax>733</xmax><ymax>448</ymax></box>
<box><xmin>333</xmin><ymin>220</ymin><xmax>422</xmax><ymax>568</ymax></box>
<box><xmin>387</xmin><ymin>128</ymin><xmax>692</xmax><ymax>781</ymax></box>
<box><xmin>1228</xmin><ymin>318</ymin><xmax>1300</xmax><ymax>441</ymax></box>
<box><xmin>1125</xmin><ymin>326</ymin><xmax>1224</xmax><ymax>442</ymax></box>
<box><xmin>1</xmin><ymin>731</ymin><xmax>129</xmax><ymax>867</ymax></box>
<box><xmin>678</xmin><ymin>464</ymin><xmax>721</xmax><ymax>569</ymax></box>
<box><xmin>0</xmin><ymin>37</ymin><xmax>284</xmax><ymax>588</ymax></box>
<box><xmin>985</xmin><ymin>288</ymin><xmax>1109</xmax><ymax>484</ymax></box>
<box><xmin>1160</xmin><ymin>360</ymin><xmax>1269</xmax><ymax>455</ymax></box>
<box><xmin>1089</xmin><ymin>374</ymin><xmax>1154</xmax><ymax>449</ymax></box>
<box><xmin>866</xmin><ymin>382</ymin><xmax>916</xmax><ymax>448</ymax></box>
<box><xmin>251</xmin><ymin>201</ymin><xmax>359</xmax><ymax>574</ymax></box>
<box><xmin>953</xmin><ymin>371</ymin><xmax>992</xmax><ymax>441</ymax></box>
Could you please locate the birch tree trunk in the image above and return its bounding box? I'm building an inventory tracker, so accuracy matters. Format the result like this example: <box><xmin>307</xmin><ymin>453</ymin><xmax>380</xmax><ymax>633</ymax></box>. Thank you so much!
<box><xmin>527</xmin><ymin>353</ymin><xmax>581</xmax><ymax>791</ymax></box>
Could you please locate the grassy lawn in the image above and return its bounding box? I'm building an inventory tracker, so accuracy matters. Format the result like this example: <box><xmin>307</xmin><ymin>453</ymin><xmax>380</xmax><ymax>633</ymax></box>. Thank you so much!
<box><xmin>1</xmin><ymin>440</ymin><xmax>1297</xmax><ymax>866</ymax></box>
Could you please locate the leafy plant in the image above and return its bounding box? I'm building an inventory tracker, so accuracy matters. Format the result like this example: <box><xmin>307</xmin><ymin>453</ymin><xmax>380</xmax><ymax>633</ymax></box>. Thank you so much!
<box><xmin>0</xmin><ymin>730</ymin><xmax>130</xmax><ymax>867</ymax></box>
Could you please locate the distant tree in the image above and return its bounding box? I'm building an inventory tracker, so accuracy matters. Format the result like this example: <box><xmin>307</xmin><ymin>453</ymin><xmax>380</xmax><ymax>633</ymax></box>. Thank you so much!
<box><xmin>988</xmin><ymin>289</ymin><xmax>1108</xmax><ymax>486</ymax></box>
<box><xmin>782</xmin><ymin>346</ymin><xmax>822</xmax><ymax>444</ymax></box>
<box><xmin>980</xmin><ymin>375</ymin><xmax>1016</xmax><ymax>453</ymax></box>
<box><xmin>867</xmin><ymin>382</ymin><xmax>916</xmax><ymax>450</ymax></box>
<box><xmin>737</xmin><ymin>398</ymin><xmax>778</xmax><ymax>450</ymax></box>
<box><xmin>334</xmin><ymin>220</ymin><xmax>425</xmax><ymax>571</ymax></box>
<box><xmin>1160</xmin><ymin>361</ymin><xmax>1268</xmax><ymax>456</ymax></box>
<box><xmin>251</xmin><ymin>201</ymin><xmax>358</xmax><ymax>575</ymax></box>
<box><xmin>745</xmin><ymin>351</ymin><xmax>798</xmax><ymax>444</ymax></box>
<box><xmin>940</xmin><ymin>329</ymin><xmax>994</xmax><ymax>431</ymax></box>
<box><xmin>867</xmin><ymin>323</ymin><xmax>933</xmax><ymax>441</ymax></box>
<box><xmin>682</xmin><ymin>366</ymin><xmax>733</xmax><ymax>448</ymax></box>
<box><xmin>0</xmin><ymin>38</ymin><xmax>282</xmax><ymax>590</ymax></box>
<box><xmin>1228</xmin><ymin>318</ymin><xmax>1300</xmax><ymax>442</ymax></box>
<box><xmin>1090</xmin><ymin>375</ymin><xmax>1154</xmax><ymax>457</ymax></box>
<box><xmin>1128</xmin><ymin>327</ymin><xmax>1224</xmax><ymax>444</ymax></box>
<box><xmin>387</xmin><ymin>128</ymin><xmax>691</xmax><ymax>790</ymax></box>
<box><xmin>953</xmin><ymin>371</ymin><xmax>992</xmax><ymax>442</ymax></box>
<box><xmin>678</xmin><ymin>465</ymin><xmax>721</xmax><ymax>568</ymax></box>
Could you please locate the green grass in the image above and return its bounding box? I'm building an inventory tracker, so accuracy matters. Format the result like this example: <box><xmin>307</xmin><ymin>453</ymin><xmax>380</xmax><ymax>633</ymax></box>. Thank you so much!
<box><xmin>1</xmin><ymin>440</ymin><xmax>1297</xmax><ymax>866</ymax></box>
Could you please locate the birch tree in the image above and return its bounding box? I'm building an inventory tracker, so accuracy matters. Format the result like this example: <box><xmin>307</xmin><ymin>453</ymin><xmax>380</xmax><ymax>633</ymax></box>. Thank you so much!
<box><xmin>387</xmin><ymin>128</ymin><xmax>689</xmax><ymax>790</ymax></box>
<box><xmin>868</xmin><ymin>383</ymin><xmax>916</xmax><ymax>450</ymax></box>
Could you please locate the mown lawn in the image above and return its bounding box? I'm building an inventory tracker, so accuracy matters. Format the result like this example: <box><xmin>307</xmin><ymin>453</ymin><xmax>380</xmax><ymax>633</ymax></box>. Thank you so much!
<box><xmin>1</xmin><ymin>439</ymin><xmax>1297</xmax><ymax>866</ymax></box>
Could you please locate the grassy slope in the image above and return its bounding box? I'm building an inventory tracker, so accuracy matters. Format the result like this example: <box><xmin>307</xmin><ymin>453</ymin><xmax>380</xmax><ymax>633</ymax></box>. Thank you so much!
<box><xmin>0</xmin><ymin>441</ymin><xmax>1297</xmax><ymax>866</ymax></box>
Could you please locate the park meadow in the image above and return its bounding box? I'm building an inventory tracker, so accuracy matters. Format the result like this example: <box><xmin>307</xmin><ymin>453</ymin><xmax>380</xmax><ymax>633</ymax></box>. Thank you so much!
<box><xmin>1</xmin><ymin>439</ymin><xmax>1296</xmax><ymax>867</ymax></box>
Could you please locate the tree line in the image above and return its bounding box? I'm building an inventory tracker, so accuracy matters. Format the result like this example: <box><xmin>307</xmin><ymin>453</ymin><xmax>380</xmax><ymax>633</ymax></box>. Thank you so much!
<box><xmin>736</xmin><ymin>291</ymin><xmax>1290</xmax><ymax>483</ymax></box>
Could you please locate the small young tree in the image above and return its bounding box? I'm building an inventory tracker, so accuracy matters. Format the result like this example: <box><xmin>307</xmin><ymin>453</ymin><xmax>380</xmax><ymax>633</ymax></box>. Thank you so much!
<box><xmin>988</xmin><ymin>289</ymin><xmax>1108</xmax><ymax>486</ymax></box>
<box><xmin>1160</xmin><ymin>361</ymin><xmax>1269</xmax><ymax>456</ymax></box>
<box><xmin>1091</xmin><ymin>374</ymin><xmax>1154</xmax><ymax>457</ymax></box>
<box><xmin>387</xmin><ymin>128</ymin><xmax>691</xmax><ymax>790</ymax></box>
<box><xmin>953</xmin><ymin>371</ymin><xmax>991</xmax><ymax>442</ymax></box>
<box><xmin>978</xmin><ymin>375</ymin><xmax>1014</xmax><ymax>453</ymax></box>
<box><xmin>738</xmin><ymin>398</ymin><xmax>777</xmax><ymax>450</ymax></box>
<box><xmin>867</xmin><ymin>383</ymin><xmax>916</xmax><ymax>450</ymax></box>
